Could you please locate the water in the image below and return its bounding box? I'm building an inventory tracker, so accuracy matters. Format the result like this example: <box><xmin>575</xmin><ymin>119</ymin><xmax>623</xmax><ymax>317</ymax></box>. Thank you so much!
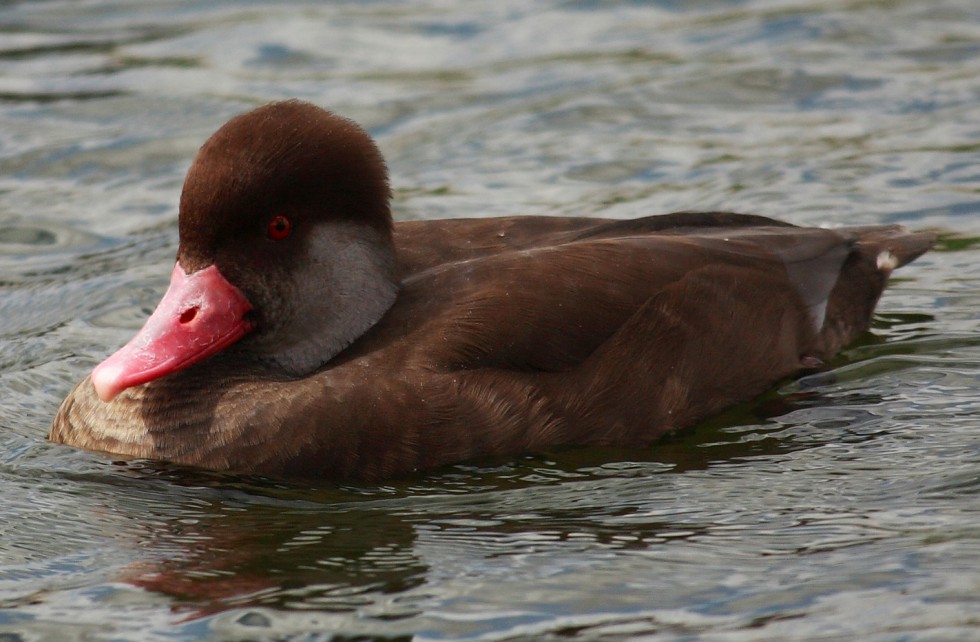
<box><xmin>1</xmin><ymin>0</ymin><xmax>978</xmax><ymax>640</ymax></box>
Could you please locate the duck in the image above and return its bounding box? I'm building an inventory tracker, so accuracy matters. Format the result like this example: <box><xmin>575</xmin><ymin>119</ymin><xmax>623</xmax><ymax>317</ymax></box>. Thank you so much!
<box><xmin>50</xmin><ymin>99</ymin><xmax>934</xmax><ymax>480</ymax></box>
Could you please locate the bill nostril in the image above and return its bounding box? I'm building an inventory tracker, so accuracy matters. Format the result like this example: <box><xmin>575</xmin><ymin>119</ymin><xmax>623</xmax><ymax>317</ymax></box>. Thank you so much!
<box><xmin>179</xmin><ymin>307</ymin><xmax>199</xmax><ymax>324</ymax></box>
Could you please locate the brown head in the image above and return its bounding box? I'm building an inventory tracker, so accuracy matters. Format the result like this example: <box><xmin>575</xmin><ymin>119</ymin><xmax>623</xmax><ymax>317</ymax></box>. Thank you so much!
<box><xmin>91</xmin><ymin>100</ymin><xmax>400</xmax><ymax>401</ymax></box>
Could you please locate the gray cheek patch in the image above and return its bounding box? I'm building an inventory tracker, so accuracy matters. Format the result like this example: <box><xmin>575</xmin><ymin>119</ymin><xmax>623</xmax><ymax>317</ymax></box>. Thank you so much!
<box><xmin>248</xmin><ymin>221</ymin><xmax>399</xmax><ymax>376</ymax></box>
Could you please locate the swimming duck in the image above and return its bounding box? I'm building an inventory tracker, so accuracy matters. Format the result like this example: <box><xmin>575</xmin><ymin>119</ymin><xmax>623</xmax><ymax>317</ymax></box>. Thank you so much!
<box><xmin>50</xmin><ymin>100</ymin><xmax>933</xmax><ymax>480</ymax></box>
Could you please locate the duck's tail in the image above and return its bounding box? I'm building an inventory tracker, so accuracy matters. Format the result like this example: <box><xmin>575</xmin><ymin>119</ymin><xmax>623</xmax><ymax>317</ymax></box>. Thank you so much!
<box><xmin>816</xmin><ymin>224</ymin><xmax>935</xmax><ymax>356</ymax></box>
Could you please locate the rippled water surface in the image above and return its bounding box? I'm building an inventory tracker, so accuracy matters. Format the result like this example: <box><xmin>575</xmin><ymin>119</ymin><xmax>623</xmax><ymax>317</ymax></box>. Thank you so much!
<box><xmin>1</xmin><ymin>1</ymin><xmax>979</xmax><ymax>640</ymax></box>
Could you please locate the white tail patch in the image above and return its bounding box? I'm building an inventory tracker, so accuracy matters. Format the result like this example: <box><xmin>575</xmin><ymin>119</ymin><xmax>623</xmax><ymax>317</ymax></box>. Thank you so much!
<box><xmin>876</xmin><ymin>250</ymin><xmax>899</xmax><ymax>272</ymax></box>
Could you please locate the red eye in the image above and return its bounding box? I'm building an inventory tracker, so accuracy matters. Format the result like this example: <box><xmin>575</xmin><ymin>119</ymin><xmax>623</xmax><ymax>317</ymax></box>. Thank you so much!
<box><xmin>267</xmin><ymin>214</ymin><xmax>291</xmax><ymax>240</ymax></box>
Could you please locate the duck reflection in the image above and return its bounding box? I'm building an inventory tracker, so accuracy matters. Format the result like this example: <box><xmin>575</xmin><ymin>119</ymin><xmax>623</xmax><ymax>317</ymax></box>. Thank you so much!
<box><xmin>112</xmin><ymin>473</ymin><xmax>427</xmax><ymax>619</ymax></box>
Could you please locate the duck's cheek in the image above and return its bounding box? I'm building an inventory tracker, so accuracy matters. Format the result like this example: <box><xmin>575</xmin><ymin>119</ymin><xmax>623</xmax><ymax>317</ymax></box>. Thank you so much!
<box><xmin>91</xmin><ymin>263</ymin><xmax>254</xmax><ymax>402</ymax></box>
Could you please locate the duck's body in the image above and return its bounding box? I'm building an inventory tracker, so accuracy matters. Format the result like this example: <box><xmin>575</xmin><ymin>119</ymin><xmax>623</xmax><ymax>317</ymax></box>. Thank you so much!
<box><xmin>50</xmin><ymin>101</ymin><xmax>933</xmax><ymax>480</ymax></box>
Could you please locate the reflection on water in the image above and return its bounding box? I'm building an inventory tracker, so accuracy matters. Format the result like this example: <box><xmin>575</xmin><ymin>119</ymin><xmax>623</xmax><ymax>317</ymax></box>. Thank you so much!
<box><xmin>1</xmin><ymin>0</ymin><xmax>978</xmax><ymax>640</ymax></box>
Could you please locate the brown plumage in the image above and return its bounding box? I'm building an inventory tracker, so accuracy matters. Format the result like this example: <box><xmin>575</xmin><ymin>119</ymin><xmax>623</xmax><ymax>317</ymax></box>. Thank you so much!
<box><xmin>50</xmin><ymin>100</ymin><xmax>934</xmax><ymax>480</ymax></box>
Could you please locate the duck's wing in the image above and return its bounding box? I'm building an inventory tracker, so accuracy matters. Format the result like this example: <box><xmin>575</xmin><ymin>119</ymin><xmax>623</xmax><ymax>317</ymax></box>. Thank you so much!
<box><xmin>390</xmin><ymin>235</ymin><xmax>721</xmax><ymax>373</ymax></box>
<box><xmin>393</xmin><ymin>220</ymin><xmax>921</xmax><ymax>375</ymax></box>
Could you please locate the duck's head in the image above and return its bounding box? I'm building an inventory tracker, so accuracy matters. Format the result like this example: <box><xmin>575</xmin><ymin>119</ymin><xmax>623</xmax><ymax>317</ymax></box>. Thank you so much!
<box><xmin>91</xmin><ymin>100</ymin><xmax>399</xmax><ymax>402</ymax></box>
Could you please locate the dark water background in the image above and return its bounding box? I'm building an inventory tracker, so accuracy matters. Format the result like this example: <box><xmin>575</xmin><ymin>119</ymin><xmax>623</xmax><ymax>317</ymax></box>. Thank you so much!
<box><xmin>1</xmin><ymin>1</ymin><xmax>978</xmax><ymax>640</ymax></box>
